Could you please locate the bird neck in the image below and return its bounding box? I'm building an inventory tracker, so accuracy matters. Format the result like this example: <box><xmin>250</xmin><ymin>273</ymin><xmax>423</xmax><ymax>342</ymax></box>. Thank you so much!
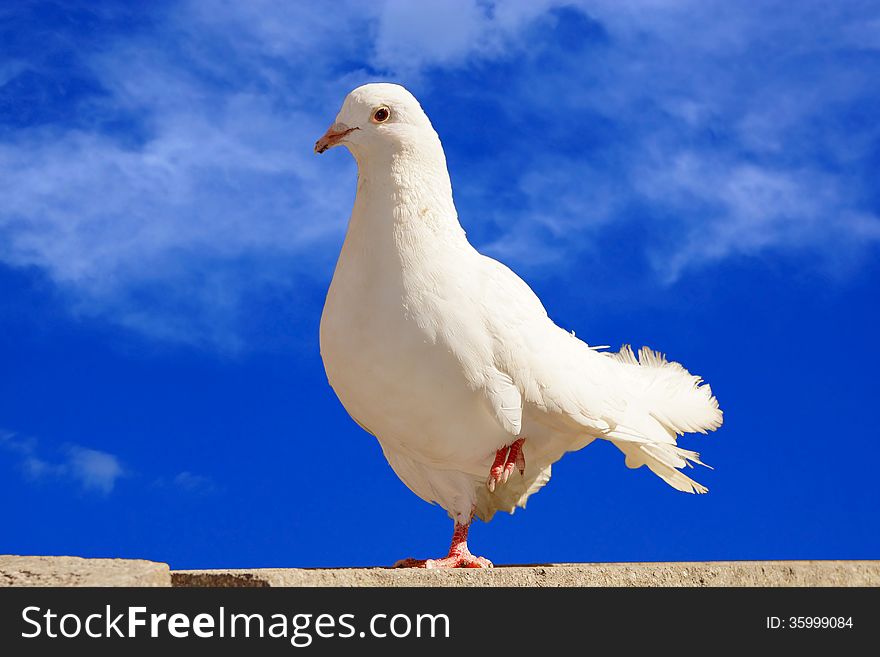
<box><xmin>350</xmin><ymin>137</ymin><xmax>465</xmax><ymax>242</ymax></box>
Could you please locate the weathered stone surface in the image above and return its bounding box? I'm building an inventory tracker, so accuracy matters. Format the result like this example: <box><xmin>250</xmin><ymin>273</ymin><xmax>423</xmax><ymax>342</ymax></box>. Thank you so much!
<box><xmin>172</xmin><ymin>560</ymin><xmax>880</xmax><ymax>587</ymax></box>
<box><xmin>0</xmin><ymin>555</ymin><xmax>171</xmax><ymax>587</ymax></box>
<box><xmin>3</xmin><ymin>556</ymin><xmax>876</xmax><ymax>587</ymax></box>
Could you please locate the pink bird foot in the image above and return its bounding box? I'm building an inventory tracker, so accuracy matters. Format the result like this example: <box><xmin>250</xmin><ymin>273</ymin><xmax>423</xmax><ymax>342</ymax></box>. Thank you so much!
<box><xmin>486</xmin><ymin>437</ymin><xmax>526</xmax><ymax>492</ymax></box>
<box><xmin>393</xmin><ymin>521</ymin><xmax>493</xmax><ymax>569</ymax></box>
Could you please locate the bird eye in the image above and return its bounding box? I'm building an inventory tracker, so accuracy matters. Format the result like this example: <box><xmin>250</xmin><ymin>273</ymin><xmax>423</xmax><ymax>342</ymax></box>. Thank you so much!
<box><xmin>371</xmin><ymin>106</ymin><xmax>391</xmax><ymax>123</ymax></box>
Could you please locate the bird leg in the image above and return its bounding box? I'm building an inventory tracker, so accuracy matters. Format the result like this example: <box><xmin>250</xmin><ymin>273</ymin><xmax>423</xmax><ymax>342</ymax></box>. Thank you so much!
<box><xmin>486</xmin><ymin>437</ymin><xmax>526</xmax><ymax>492</ymax></box>
<box><xmin>392</xmin><ymin>439</ymin><xmax>526</xmax><ymax>569</ymax></box>
<box><xmin>393</xmin><ymin>520</ymin><xmax>493</xmax><ymax>569</ymax></box>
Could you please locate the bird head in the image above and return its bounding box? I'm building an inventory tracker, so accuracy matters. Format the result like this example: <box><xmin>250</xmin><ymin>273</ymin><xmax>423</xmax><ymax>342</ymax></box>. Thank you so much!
<box><xmin>314</xmin><ymin>83</ymin><xmax>436</xmax><ymax>159</ymax></box>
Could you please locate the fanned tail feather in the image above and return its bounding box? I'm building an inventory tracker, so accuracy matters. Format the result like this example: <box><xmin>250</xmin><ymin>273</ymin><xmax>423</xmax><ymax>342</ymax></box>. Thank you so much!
<box><xmin>605</xmin><ymin>345</ymin><xmax>722</xmax><ymax>494</ymax></box>
<box><xmin>608</xmin><ymin>345</ymin><xmax>723</xmax><ymax>435</ymax></box>
<box><xmin>611</xmin><ymin>440</ymin><xmax>710</xmax><ymax>494</ymax></box>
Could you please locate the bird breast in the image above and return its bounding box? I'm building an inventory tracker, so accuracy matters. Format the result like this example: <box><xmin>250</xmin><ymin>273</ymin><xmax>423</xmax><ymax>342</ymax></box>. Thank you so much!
<box><xmin>319</xmin><ymin>218</ymin><xmax>509</xmax><ymax>472</ymax></box>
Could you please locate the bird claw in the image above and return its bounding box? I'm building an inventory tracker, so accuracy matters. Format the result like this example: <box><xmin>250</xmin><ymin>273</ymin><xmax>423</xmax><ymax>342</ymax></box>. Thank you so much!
<box><xmin>393</xmin><ymin>553</ymin><xmax>493</xmax><ymax>569</ymax></box>
<box><xmin>393</xmin><ymin>519</ymin><xmax>492</xmax><ymax>569</ymax></box>
<box><xmin>486</xmin><ymin>438</ymin><xmax>526</xmax><ymax>491</ymax></box>
<box><xmin>426</xmin><ymin>554</ymin><xmax>493</xmax><ymax>569</ymax></box>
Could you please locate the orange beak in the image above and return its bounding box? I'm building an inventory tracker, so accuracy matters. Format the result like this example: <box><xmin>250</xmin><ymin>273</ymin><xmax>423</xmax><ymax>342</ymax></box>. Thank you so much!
<box><xmin>314</xmin><ymin>123</ymin><xmax>358</xmax><ymax>154</ymax></box>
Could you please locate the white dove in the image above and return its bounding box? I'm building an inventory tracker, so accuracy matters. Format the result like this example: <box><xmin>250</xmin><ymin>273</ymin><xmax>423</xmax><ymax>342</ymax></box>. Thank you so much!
<box><xmin>315</xmin><ymin>83</ymin><xmax>722</xmax><ymax>568</ymax></box>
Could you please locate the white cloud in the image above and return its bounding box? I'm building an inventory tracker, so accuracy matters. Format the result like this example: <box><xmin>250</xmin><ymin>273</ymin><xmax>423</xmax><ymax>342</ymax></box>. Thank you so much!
<box><xmin>149</xmin><ymin>470</ymin><xmax>218</xmax><ymax>496</ymax></box>
<box><xmin>0</xmin><ymin>432</ymin><xmax>125</xmax><ymax>494</ymax></box>
<box><xmin>374</xmin><ymin>0</ymin><xmax>494</xmax><ymax>75</ymax></box>
<box><xmin>1</xmin><ymin>430</ymin><xmax>220</xmax><ymax>496</ymax></box>
<box><xmin>633</xmin><ymin>154</ymin><xmax>874</xmax><ymax>281</ymax></box>
<box><xmin>455</xmin><ymin>1</ymin><xmax>880</xmax><ymax>280</ymax></box>
<box><xmin>172</xmin><ymin>471</ymin><xmax>217</xmax><ymax>494</ymax></box>
<box><xmin>0</xmin><ymin>2</ymin><xmax>367</xmax><ymax>347</ymax></box>
<box><xmin>66</xmin><ymin>446</ymin><xmax>125</xmax><ymax>494</ymax></box>
<box><xmin>369</xmin><ymin>0</ymin><xmax>576</xmax><ymax>77</ymax></box>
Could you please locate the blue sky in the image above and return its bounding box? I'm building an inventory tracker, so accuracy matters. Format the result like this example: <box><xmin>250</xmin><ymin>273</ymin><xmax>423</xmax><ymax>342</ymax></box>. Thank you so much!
<box><xmin>1</xmin><ymin>1</ymin><xmax>878</xmax><ymax>568</ymax></box>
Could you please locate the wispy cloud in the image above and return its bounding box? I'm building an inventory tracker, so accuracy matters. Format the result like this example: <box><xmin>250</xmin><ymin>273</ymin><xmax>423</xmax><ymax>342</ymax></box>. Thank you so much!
<box><xmin>1</xmin><ymin>1</ymin><xmax>878</xmax><ymax>347</ymax></box>
<box><xmin>172</xmin><ymin>471</ymin><xmax>218</xmax><ymax>495</ymax></box>
<box><xmin>1</xmin><ymin>429</ymin><xmax>217</xmax><ymax>496</ymax></box>
<box><xmin>149</xmin><ymin>470</ymin><xmax>219</xmax><ymax>496</ymax></box>
<box><xmin>370</xmin><ymin>0</ymin><xmax>558</xmax><ymax>76</ymax></box>
<box><xmin>0</xmin><ymin>431</ymin><xmax>125</xmax><ymax>494</ymax></box>
<box><xmin>0</xmin><ymin>2</ymin><xmax>374</xmax><ymax>348</ymax></box>
<box><xmin>0</xmin><ymin>1</ymin><xmax>366</xmax><ymax>348</ymax></box>
<box><xmin>452</xmin><ymin>1</ymin><xmax>880</xmax><ymax>280</ymax></box>
<box><xmin>64</xmin><ymin>446</ymin><xmax>125</xmax><ymax>494</ymax></box>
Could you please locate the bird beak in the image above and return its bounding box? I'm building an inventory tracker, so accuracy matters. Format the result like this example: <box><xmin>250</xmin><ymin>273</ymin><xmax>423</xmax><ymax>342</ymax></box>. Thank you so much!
<box><xmin>314</xmin><ymin>123</ymin><xmax>358</xmax><ymax>154</ymax></box>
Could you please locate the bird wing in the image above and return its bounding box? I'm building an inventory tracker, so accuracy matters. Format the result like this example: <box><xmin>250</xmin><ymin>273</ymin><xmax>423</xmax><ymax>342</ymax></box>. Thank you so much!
<box><xmin>476</xmin><ymin>254</ymin><xmax>621</xmax><ymax>434</ymax></box>
<box><xmin>484</xmin><ymin>368</ymin><xmax>523</xmax><ymax>436</ymax></box>
<box><xmin>474</xmin><ymin>254</ymin><xmax>722</xmax><ymax>494</ymax></box>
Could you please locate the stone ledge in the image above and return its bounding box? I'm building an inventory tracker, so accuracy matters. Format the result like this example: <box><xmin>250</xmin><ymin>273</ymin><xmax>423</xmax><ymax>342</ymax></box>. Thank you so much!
<box><xmin>2</xmin><ymin>557</ymin><xmax>877</xmax><ymax>587</ymax></box>
<box><xmin>172</xmin><ymin>560</ymin><xmax>880</xmax><ymax>587</ymax></box>
<box><xmin>0</xmin><ymin>555</ymin><xmax>171</xmax><ymax>587</ymax></box>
